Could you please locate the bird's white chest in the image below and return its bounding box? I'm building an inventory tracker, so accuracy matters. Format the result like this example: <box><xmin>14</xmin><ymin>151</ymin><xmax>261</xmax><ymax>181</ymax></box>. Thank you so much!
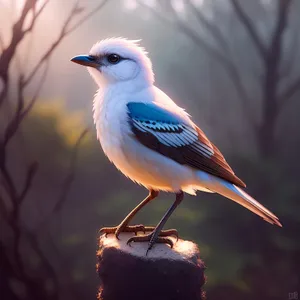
<box><xmin>93</xmin><ymin>91</ymin><xmax>129</xmax><ymax>161</ymax></box>
<box><xmin>92</xmin><ymin>86</ymin><xmax>198</xmax><ymax>192</ymax></box>
<box><xmin>93</xmin><ymin>88</ymin><xmax>167</xmax><ymax>187</ymax></box>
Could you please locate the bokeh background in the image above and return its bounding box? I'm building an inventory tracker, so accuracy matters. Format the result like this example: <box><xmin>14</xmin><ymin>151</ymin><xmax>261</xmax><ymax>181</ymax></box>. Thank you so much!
<box><xmin>0</xmin><ymin>0</ymin><xmax>299</xmax><ymax>299</ymax></box>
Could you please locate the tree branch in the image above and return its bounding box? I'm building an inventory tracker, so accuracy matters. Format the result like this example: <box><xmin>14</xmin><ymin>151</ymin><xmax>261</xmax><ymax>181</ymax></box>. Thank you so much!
<box><xmin>278</xmin><ymin>76</ymin><xmax>300</xmax><ymax>108</ymax></box>
<box><xmin>140</xmin><ymin>1</ymin><xmax>256</xmax><ymax>127</ymax></box>
<box><xmin>280</xmin><ymin>25</ymin><xmax>298</xmax><ymax>79</ymax></box>
<box><xmin>189</xmin><ymin>0</ymin><xmax>231</xmax><ymax>55</ymax></box>
<box><xmin>0</xmin><ymin>1</ymin><xmax>107</xmax><ymax>298</ymax></box>
<box><xmin>19</xmin><ymin>161</ymin><xmax>38</xmax><ymax>203</ymax></box>
<box><xmin>0</xmin><ymin>0</ymin><xmax>39</xmax><ymax>80</ymax></box>
<box><xmin>64</xmin><ymin>0</ymin><xmax>108</xmax><ymax>35</ymax></box>
<box><xmin>22</xmin><ymin>0</ymin><xmax>50</xmax><ymax>35</ymax></box>
<box><xmin>0</xmin><ymin>192</ymin><xmax>9</xmax><ymax>221</ymax></box>
<box><xmin>0</xmin><ymin>0</ymin><xmax>49</xmax><ymax>107</ymax></box>
<box><xmin>261</xmin><ymin>0</ymin><xmax>292</xmax><ymax>111</ymax></box>
<box><xmin>2</xmin><ymin>75</ymin><xmax>27</xmax><ymax>148</ymax></box>
<box><xmin>0</xmin><ymin>31</ymin><xmax>4</xmax><ymax>52</ymax></box>
<box><xmin>0</xmin><ymin>81</ymin><xmax>8</xmax><ymax>108</ymax></box>
<box><xmin>269</xmin><ymin>0</ymin><xmax>291</xmax><ymax>51</ymax></box>
<box><xmin>21</xmin><ymin>60</ymin><xmax>50</xmax><ymax>120</ymax></box>
<box><xmin>22</xmin><ymin>0</ymin><xmax>107</xmax><ymax>87</ymax></box>
<box><xmin>230</xmin><ymin>0</ymin><xmax>267</xmax><ymax>60</ymax></box>
<box><xmin>0</xmin><ymin>148</ymin><xmax>18</xmax><ymax>206</ymax></box>
<box><xmin>3</xmin><ymin>0</ymin><xmax>106</xmax><ymax>148</ymax></box>
<box><xmin>22</xmin><ymin>1</ymin><xmax>81</xmax><ymax>87</ymax></box>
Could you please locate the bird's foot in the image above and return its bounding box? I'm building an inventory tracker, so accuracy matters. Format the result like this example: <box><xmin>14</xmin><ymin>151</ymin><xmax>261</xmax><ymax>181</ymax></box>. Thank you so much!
<box><xmin>100</xmin><ymin>225</ymin><xmax>178</xmax><ymax>242</ymax></box>
<box><xmin>127</xmin><ymin>229</ymin><xmax>177</xmax><ymax>255</ymax></box>
<box><xmin>143</xmin><ymin>227</ymin><xmax>178</xmax><ymax>240</ymax></box>
<box><xmin>99</xmin><ymin>224</ymin><xmax>145</xmax><ymax>239</ymax></box>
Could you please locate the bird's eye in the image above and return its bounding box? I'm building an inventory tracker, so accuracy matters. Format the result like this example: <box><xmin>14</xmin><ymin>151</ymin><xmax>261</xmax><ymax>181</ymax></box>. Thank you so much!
<box><xmin>107</xmin><ymin>54</ymin><xmax>121</xmax><ymax>64</ymax></box>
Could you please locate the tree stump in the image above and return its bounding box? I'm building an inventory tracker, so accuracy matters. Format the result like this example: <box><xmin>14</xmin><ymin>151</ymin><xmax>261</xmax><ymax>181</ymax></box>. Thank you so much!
<box><xmin>97</xmin><ymin>232</ymin><xmax>206</xmax><ymax>300</ymax></box>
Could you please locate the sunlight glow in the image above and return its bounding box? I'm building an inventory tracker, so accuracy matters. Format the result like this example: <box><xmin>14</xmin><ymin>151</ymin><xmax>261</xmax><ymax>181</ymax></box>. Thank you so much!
<box><xmin>0</xmin><ymin>0</ymin><xmax>46</xmax><ymax>15</ymax></box>
<box><xmin>143</xmin><ymin>0</ymin><xmax>157</xmax><ymax>8</ymax></box>
<box><xmin>0</xmin><ymin>0</ymin><xmax>24</xmax><ymax>10</ymax></box>
<box><xmin>171</xmin><ymin>0</ymin><xmax>185</xmax><ymax>13</ymax></box>
<box><xmin>124</xmin><ymin>0</ymin><xmax>137</xmax><ymax>11</ymax></box>
<box><xmin>191</xmin><ymin>0</ymin><xmax>204</xmax><ymax>6</ymax></box>
<box><xmin>122</xmin><ymin>0</ymin><xmax>205</xmax><ymax>12</ymax></box>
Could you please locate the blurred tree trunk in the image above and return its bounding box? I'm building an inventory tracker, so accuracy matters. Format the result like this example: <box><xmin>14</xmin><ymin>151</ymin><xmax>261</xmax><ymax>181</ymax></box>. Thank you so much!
<box><xmin>257</xmin><ymin>0</ymin><xmax>290</xmax><ymax>158</ymax></box>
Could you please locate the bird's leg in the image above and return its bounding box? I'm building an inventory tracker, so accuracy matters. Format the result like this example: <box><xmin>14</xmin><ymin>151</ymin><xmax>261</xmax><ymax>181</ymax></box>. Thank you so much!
<box><xmin>127</xmin><ymin>191</ymin><xmax>184</xmax><ymax>254</ymax></box>
<box><xmin>99</xmin><ymin>189</ymin><xmax>159</xmax><ymax>239</ymax></box>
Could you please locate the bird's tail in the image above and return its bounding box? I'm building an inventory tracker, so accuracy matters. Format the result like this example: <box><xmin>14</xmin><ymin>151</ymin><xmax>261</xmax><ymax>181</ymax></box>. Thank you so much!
<box><xmin>198</xmin><ymin>173</ymin><xmax>282</xmax><ymax>227</ymax></box>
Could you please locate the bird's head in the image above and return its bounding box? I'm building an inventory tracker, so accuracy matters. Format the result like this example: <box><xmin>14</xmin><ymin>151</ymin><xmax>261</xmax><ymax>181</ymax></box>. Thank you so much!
<box><xmin>71</xmin><ymin>38</ymin><xmax>154</xmax><ymax>88</ymax></box>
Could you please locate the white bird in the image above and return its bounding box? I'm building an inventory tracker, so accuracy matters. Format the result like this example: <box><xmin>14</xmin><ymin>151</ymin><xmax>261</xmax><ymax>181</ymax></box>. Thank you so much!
<box><xmin>71</xmin><ymin>38</ymin><xmax>281</xmax><ymax>252</ymax></box>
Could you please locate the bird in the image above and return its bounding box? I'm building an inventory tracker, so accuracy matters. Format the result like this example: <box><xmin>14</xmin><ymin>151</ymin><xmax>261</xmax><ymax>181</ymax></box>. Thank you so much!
<box><xmin>71</xmin><ymin>38</ymin><xmax>282</xmax><ymax>253</ymax></box>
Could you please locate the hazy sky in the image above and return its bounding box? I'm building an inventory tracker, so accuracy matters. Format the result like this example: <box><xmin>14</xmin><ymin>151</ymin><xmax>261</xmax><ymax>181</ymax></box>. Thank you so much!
<box><xmin>1</xmin><ymin>0</ymin><xmax>299</xmax><ymax>151</ymax></box>
<box><xmin>1</xmin><ymin>0</ymin><xmax>205</xmax><ymax>115</ymax></box>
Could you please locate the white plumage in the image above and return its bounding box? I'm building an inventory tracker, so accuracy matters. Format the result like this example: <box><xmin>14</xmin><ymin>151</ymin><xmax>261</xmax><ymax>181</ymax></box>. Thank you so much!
<box><xmin>94</xmin><ymin>84</ymin><xmax>199</xmax><ymax>193</ymax></box>
<box><xmin>71</xmin><ymin>38</ymin><xmax>281</xmax><ymax>231</ymax></box>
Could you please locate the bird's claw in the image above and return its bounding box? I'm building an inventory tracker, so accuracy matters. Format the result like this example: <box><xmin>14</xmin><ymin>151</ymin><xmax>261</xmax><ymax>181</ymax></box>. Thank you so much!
<box><xmin>126</xmin><ymin>232</ymin><xmax>175</xmax><ymax>255</ymax></box>
<box><xmin>100</xmin><ymin>225</ymin><xmax>178</xmax><ymax>239</ymax></box>
<box><xmin>143</xmin><ymin>227</ymin><xmax>178</xmax><ymax>241</ymax></box>
<box><xmin>99</xmin><ymin>224</ymin><xmax>145</xmax><ymax>239</ymax></box>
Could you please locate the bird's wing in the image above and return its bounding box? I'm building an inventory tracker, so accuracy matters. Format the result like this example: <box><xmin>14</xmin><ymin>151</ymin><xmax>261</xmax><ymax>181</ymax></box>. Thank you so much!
<box><xmin>127</xmin><ymin>102</ymin><xmax>246</xmax><ymax>188</ymax></box>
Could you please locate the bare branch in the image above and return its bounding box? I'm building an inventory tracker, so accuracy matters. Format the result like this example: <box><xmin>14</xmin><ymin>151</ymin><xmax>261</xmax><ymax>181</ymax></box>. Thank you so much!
<box><xmin>0</xmin><ymin>81</ymin><xmax>8</xmax><ymax>107</ymax></box>
<box><xmin>0</xmin><ymin>31</ymin><xmax>4</xmax><ymax>51</ymax></box>
<box><xmin>260</xmin><ymin>0</ymin><xmax>292</xmax><ymax>113</ymax></box>
<box><xmin>266</xmin><ymin>0</ymin><xmax>292</xmax><ymax>73</ymax></box>
<box><xmin>280</xmin><ymin>26</ymin><xmax>298</xmax><ymax>79</ymax></box>
<box><xmin>140</xmin><ymin>1</ymin><xmax>256</xmax><ymax>127</ymax></box>
<box><xmin>19</xmin><ymin>162</ymin><xmax>38</xmax><ymax>203</ymax></box>
<box><xmin>2</xmin><ymin>75</ymin><xmax>26</xmax><ymax>148</ymax></box>
<box><xmin>0</xmin><ymin>149</ymin><xmax>18</xmax><ymax>206</ymax></box>
<box><xmin>270</xmin><ymin>0</ymin><xmax>292</xmax><ymax>49</ymax></box>
<box><xmin>23</xmin><ymin>0</ymin><xmax>107</xmax><ymax>86</ymax></box>
<box><xmin>1</xmin><ymin>0</ymin><xmax>107</xmax><ymax>200</ymax></box>
<box><xmin>278</xmin><ymin>76</ymin><xmax>300</xmax><ymax>108</ymax></box>
<box><xmin>0</xmin><ymin>192</ymin><xmax>9</xmax><ymax>221</ymax></box>
<box><xmin>230</xmin><ymin>0</ymin><xmax>266</xmax><ymax>60</ymax></box>
<box><xmin>0</xmin><ymin>0</ymin><xmax>37</xmax><ymax>80</ymax></box>
<box><xmin>0</xmin><ymin>2</ymin><xmax>107</xmax><ymax>298</ymax></box>
<box><xmin>22</xmin><ymin>2</ymin><xmax>80</xmax><ymax>86</ymax></box>
<box><xmin>2</xmin><ymin>0</ymin><xmax>108</xmax><ymax>145</ymax></box>
<box><xmin>64</xmin><ymin>0</ymin><xmax>108</xmax><ymax>35</ymax></box>
<box><xmin>189</xmin><ymin>0</ymin><xmax>231</xmax><ymax>55</ymax></box>
<box><xmin>22</xmin><ymin>0</ymin><xmax>50</xmax><ymax>35</ymax></box>
<box><xmin>141</xmin><ymin>1</ymin><xmax>229</xmax><ymax>71</ymax></box>
<box><xmin>0</xmin><ymin>0</ymin><xmax>49</xmax><ymax>107</ymax></box>
<box><xmin>1</xmin><ymin>2</ymin><xmax>87</xmax><ymax>146</ymax></box>
<box><xmin>21</xmin><ymin>60</ymin><xmax>50</xmax><ymax>117</ymax></box>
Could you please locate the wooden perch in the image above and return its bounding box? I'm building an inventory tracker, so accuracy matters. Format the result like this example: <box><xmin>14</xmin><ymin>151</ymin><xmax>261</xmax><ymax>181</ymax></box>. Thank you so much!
<box><xmin>97</xmin><ymin>233</ymin><xmax>206</xmax><ymax>300</ymax></box>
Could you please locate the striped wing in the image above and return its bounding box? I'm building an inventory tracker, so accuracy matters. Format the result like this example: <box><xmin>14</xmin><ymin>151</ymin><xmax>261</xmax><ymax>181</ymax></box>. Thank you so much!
<box><xmin>127</xmin><ymin>102</ymin><xmax>245</xmax><ymax>188</ymax></box>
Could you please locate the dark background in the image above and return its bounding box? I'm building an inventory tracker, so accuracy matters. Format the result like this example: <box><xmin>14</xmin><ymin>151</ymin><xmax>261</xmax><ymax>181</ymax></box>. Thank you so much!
<box><xmin>0</xmin><ymin>1</ymin><xmax>299</xmax><ymax>299</ymax></box>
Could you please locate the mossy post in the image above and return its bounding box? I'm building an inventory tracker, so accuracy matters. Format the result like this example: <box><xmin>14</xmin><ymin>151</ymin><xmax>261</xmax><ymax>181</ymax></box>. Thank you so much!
<box><xmin>97</xmin><ymin>233</ymin><xmax>206</xmax><ymax>300</ymax></box>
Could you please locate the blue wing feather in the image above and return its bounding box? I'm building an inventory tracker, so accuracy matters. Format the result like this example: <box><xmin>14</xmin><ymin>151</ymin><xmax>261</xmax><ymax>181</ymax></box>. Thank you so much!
<box><xmin>127</xmin><ymin>102</ymin><xmax>184</xmax><ymax>124</ymax></box>
<box><xmin>127</xmin><ymin>102</ymin><xmax>246</xmax><ymax>187</ymax></box>
<box><xmin>127</xmin><ymin>102</ymin><xmax>199</xmax><ymax>148</ymax></box>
